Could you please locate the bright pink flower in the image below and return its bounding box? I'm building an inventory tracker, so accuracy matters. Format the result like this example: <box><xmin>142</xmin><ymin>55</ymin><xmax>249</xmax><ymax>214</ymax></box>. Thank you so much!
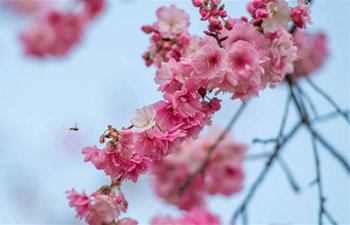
<box><xmin>189</xmin><ymin>38</ymin><xmax>227</xmax><ymax>81</ymax></box>
<box><xmin>154</xmin><ymin>5</ymin><xmax>190</xmax><ymax>39</ymax></box>
<box><xmin>82</xmin><ymin>145</ymin><xmax>149</xmax><ymax>182</ymax></box>
<box><xmin>165</xmin><ymin>79</ymin><xmax>202</xmax><ymax>118</ymax></box>
<box><xmin>85</xmin><ymin>195</ymin><xmax>120</xmax><ymax>225</ymax></box>
<box><xmin>291</xmin><ymin>0</ymin><xmax>312</xmax><ymax>29</ymax></box>
<box><xmin>134</xmin><ymin>125</ymin><xmax>186</xmax><ymax>160</ymax></box>
<box><xmin>66</xmin><ymin>189</ymin><xmax>91</xmax><ymax>219</ymax></box>
<box><xmin>116</xmin><ymin>129</ymin><xmax>135</xmax><ymax>158</ymax></box>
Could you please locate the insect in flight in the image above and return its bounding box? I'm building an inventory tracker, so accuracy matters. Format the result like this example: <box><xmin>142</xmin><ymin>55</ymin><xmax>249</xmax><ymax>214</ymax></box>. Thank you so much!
<box><xmin>69</xmin><ymin>122</ymin><xmax>79</xmax><ymax>131</ymax></box>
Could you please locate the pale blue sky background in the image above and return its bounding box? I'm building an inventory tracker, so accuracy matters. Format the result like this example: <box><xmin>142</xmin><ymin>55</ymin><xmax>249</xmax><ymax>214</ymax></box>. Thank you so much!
<box><xmin>0</xmin><ymin>0</ymin><xmax>349</xmax><ymax>224</ymax></box>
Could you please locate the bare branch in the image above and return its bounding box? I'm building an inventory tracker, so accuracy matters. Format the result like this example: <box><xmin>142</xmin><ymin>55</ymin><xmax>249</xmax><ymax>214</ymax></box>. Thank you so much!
<box><xmin>305</xmin><ymin>77</ymin><xmax>350</xmax><ymax>124</ymax></box>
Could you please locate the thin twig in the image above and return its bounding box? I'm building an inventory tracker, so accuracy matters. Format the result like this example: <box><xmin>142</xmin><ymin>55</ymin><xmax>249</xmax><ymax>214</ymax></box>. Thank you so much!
<box><xmin>312</xmin><ymin>110</ymin><xmax>349</xmax><ymax>123</ymax></box>
<box><xmin>305</xmin><ymin>77</ymin><xmax>350</xmax><ymax>124</ymax></box>
<box><xmin>231</xmin><ymin>121</ymin><xmax>302</xmax><ymax>223</ymax></box>
<box><xmin>179</xmin><ymin>103</ymin><xmax>247</xmax><ymax>194</ymax></box>
<box><xmin>311</xmin><ymin>132</ymin><xmax>324</xmax><ymax>225</ymax></box>
<box><xmin>277</xmin><ymin>157</ymin><xmax>301</xmax><ymax>193</ymax></box>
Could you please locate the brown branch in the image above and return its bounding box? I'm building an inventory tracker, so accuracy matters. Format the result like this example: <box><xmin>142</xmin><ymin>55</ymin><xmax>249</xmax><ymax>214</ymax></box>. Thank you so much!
<box><xmin>179</xmin><ymin>102</ymin><xmax>247</xmax><ymax>194</ymax></box>
<box><xmin>305</xmin><ymin>77</ymin><xmax>350</xmax><ymax>124</ymax></box>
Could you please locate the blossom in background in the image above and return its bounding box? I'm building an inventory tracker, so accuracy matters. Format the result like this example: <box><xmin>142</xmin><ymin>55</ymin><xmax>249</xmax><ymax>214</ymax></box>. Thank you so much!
<box><xmin>151</xmin><ymin>127</ymin><xmax>247</xmax><ymax>210</ymax></box>
<box><xmin>151</xmin><ymin>209</ymin><xmax>221</xmax><ymax>225</ymax></box>
<box><xmin>19</xmin><ymin>0</ymin><xmax>105</xmax><ymax>58</ymax></box>
<box><xmin>6</xmin><ymin>0</ymin><xmax>48</xmax><ymax>15</ymax></box>
<box><xmin>154</xmin><ymin>5</ymin><xmax>190</xmax><ymax>39</ymax></box>
<box><xmin>292</xmin><ymin>30</ymin><xmax>328</xmax><ymax>78</ymax></box>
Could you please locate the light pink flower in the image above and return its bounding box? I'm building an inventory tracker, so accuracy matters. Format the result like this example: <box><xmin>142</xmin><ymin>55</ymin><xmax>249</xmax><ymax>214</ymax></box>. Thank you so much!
<box><xmin>189</xmin><ymin>38</ymin><xmax>227</xmax><ymax>81</ymax></box>
<box><xmin>130</xmin><ymin>105</ymin><xmax>157</xmax><ymax>132</ymax></box>
<box><xmin>66</xmin><ymin>189</ymin><xmax>91</xmax><ymax>219</ymax></box>
<box><xmin>221</xmin><ymin>19</ymin><xmax>267</xmax><ymax>49</ymax></box>
<box><xmin>82</xmin><ymin>146</ymin><xmax>107</xmax><ymax>170</ymax></box>
<box><xmin>154</xmin><ymin>5</ymin><xmax>190</xmax><ymax>39</ymax></box>
<box><xmin>291</xmin><ymin>0</ymin><xmax>312</xmax><ymax>29</ymax></box>
<box><xmin>264</xmin><ymin>29</ymin><xmax>298</xmax><ymax>84</ymax></box>
<box><xmin>227</xmin><ymin>40</ymin><xmax>263</xmax><ymax>80</ymax></box>
<box><xmin>262</xmin><ymin>0</ymin><xmax>291</xmax><ymax>33</ymax></box>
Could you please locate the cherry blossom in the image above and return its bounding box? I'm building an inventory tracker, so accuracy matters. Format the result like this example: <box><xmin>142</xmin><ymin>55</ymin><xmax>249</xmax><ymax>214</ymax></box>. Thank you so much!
<box><xmin>130</xmin><ymin>105</ymin><xmax>157</xmax><ymax>132</ymax></box>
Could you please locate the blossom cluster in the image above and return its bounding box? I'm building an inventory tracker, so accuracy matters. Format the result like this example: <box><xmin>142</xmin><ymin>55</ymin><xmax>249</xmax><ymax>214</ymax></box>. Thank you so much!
<box><xmin>142</xmin><ymin>5</ymin><xmax>196</xmax><ymax>67</ymax></box>
<box><xmin>248</xmin><ymin>0</ymin><xmax>312</xmax><ymax>32</ymax></box>
<box><xmin>151</xmin><ymin>128</ymin><xmax>246</xmax><ymax>210</ymax></box>
<box><xmin>292</xmin><ymin>30</ymin><xmax>328</xmax><ymax>78</ymax></box>
<box><xmin>151</xmin><ymin>208</ymin><xmax>221</xmax><ymax>225</ymax></box>
<box><xmin>67</xmin><ymin>182</ymin><xmax>138</xmax><ymax>225</ymax></box>
<box><xmin>20</xmin><ymin>0</ymin><xmax>105</xmax><ymax>58</ymax></box>
<box><xmin>68</xmin><ymin>0</ymin><xmax>314</xmax><ymax>224</ymax></box>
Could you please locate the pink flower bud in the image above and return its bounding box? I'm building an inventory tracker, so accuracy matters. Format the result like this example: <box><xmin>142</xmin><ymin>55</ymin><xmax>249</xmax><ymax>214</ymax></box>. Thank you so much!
<box><xmin>219</xmin><ymin>10</ymin><xmax>227</xmax><ymax>18</ymax></box>
<box><xmin>208</xmin><ymin>16</ymin><xmax>220</xmax><ymax>26</ymax></box>
<box><xmin>255</xmin><ymin>8</ymin><xmax>268</xmax><ymax>19</ymax></box>
<box><xmin>225</xmin><ymin>20</ymin><xmax>234</xmax><ymax>30</ymax></box>
<box><xmin>192</xmin><ymin>0</ymin><xmax>204</xmax><ymax>7</ymax></box>
<box><xmin>200</xmin><ymin>8</ymin><xmax>210</xmax><ymax>20</ymax></box>
<box><xmin>240</xmin><ymin>16</ymin><xmax>248</xmax><ymax>22</ymax></box>
<box><xmin>211</xmin><ymin>8</ymin><xmax>219</xmax><ymax>16</ymax></box>
<box><xmin>141</xmin><ymin>25</ymin><xmax>153</xmax><ymax>34</ymax></box>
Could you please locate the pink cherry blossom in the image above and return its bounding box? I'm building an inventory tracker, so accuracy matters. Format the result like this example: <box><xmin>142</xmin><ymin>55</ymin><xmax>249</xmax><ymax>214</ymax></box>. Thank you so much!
<box><xmin>291</xmin><ymin>0</ymin><xmax>312</xmax><ymax>29</ymax></box>
<box><xmin>264</xmin><ymin>29</ymin><xmax>298</xmax><ymax>84</ymax></box>
<box><xmin>154</xmin><ymin>5</ymin><xmax>190</xmax><ymax>39</ymax></box>
<box><xmin>85</xmin><ymin>195</ymin><xmax>120</xmax><ymax>225</ymax></box>
<box><xmin>130</xmin><ymin>105</ymin><xmax>157</xmax><ymax>132</ymax></box>
<box><xmin>292</xmin><ymin>30</ymin><xmax>328</xmax><ymax>78</ymax></box>
<box><xmin>66</xmin><ymin>189</ymin><xmax>91</xmax><ymax>219</ymax></box>
<box><xmin>189</xmin><ymin>38</ymin><xmax>227</xmax><ymax>82</ymax></box>
<box><xmin>151</xmin><ymin>127</ymin><xmax>246</xmax><ymax>210</ymax></box>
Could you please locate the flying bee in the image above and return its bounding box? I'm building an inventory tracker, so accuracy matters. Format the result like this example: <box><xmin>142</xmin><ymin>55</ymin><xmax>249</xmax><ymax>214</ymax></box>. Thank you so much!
<box><xmin>69</xmin><ymin>122</ymin><xmax>79</xmax><ymax>131</ymax></box>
